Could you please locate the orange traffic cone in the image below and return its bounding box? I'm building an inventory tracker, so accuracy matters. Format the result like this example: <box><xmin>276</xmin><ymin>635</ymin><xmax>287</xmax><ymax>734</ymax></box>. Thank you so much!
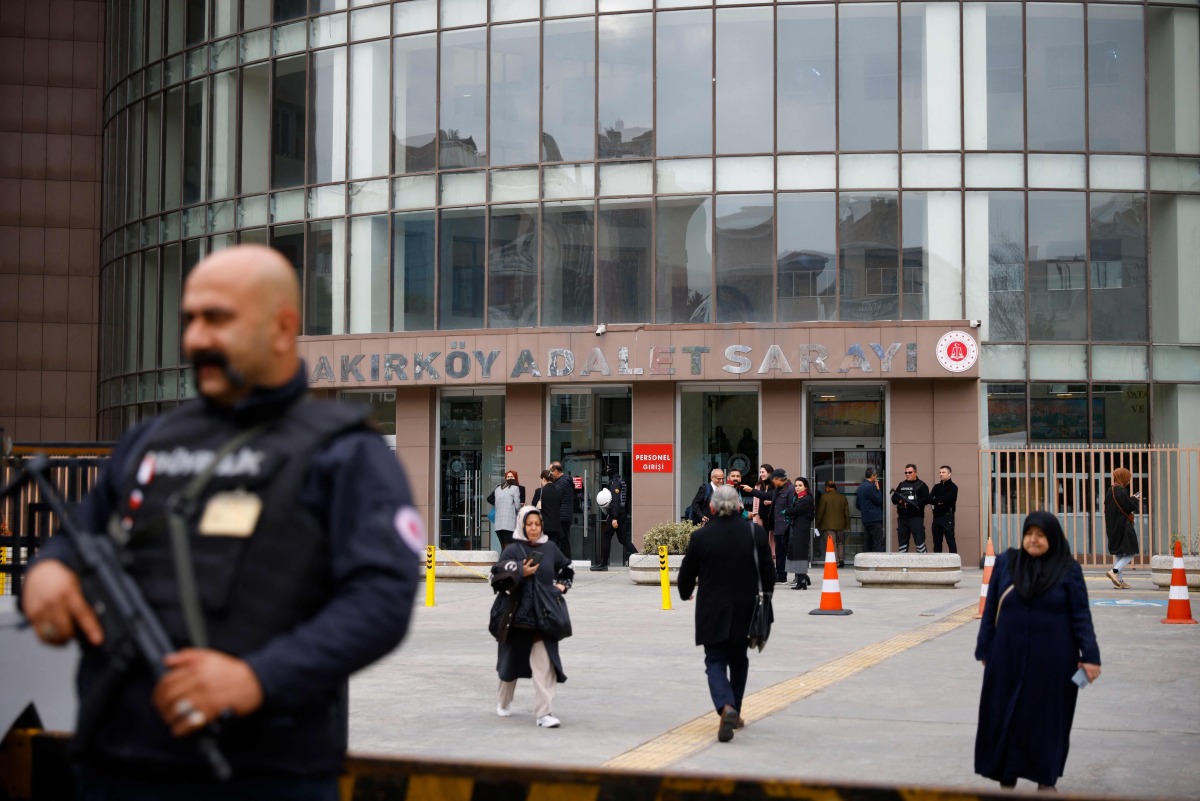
<box><xmin>1162</xmin><ymin>540</ymin><xmax>1197</xmax><ymax>625</ymax></box>
<box><xmin>810</xmin><ymin>534</ymin><xmax>852</xmax><ymax>616</ymax></box>
<box><xmin>976</xmin><ymin>535</ymin><xmax>996</xmax><ymax>619</ymax></box>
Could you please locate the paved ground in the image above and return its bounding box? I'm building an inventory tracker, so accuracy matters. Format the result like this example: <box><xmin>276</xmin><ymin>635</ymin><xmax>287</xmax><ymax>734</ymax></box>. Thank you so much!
<box><xmin>349</xmin><ymin>563</ymin><xmax>1199</xmax><ymax>798</ymax></box>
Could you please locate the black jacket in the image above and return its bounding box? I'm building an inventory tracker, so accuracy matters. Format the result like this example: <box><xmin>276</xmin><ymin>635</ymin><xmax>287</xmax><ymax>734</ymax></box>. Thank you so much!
<box><xmin>677</xmin><ymin>516</ymin><xmax>774</xmax><ymax>646</ymax></box>
<box><xmin>744</xmin><ymin>482</ymin><xmax>792</xmax><ymax>532</ymax></box>
<box><xmin>690</xmin><ymin>482</ymin><xmax>718</xmax><ymax>524</ymax></box>
<box><xmin>892</xmin><ymin>478</ymin><xmax>929</xmax><ymax>519</ymax></box>
<box><xmin>34</xmin><ymin>368</ymin><xmax>420</xmax><ymax>779</ymax></box>
<box><xmin>554</xmin><ymin>474</ymin><xmax>576</xmax><ymax>528</ymax></box>
<box><xmin>929</xmin><ymin>479</ymin><xmax>958</xmax><ymax>518</ymax></box>
<box><xmin>538</xmin><ymin>482</ymin><xmax>563</xmax><ymax>534</ymax></box>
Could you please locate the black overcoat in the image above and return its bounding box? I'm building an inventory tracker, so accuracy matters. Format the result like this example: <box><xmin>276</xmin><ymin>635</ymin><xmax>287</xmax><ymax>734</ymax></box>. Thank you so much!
<box><xmin>974</xmin><ymin>550</ymin><xmax>1100</xmax><ymax>786</ymax></box>
<box><xmin>677</xmin><ymin>516</ymin><xmax>774</xmax><ymax>646</ymax></box>
<box><xmin>1102</xmin><ymin>485</ymin><xmax>1140</xmax><ymax>556</ymax></box>
<box><xmin>780</xmin><ymin>491</ymin><xmax>815</xmax><ymax>563</ymax></box>
<box><xmin>491</xmin><ymin>541</ymin><xmax>573</xmax><ymax>683</ymax></box>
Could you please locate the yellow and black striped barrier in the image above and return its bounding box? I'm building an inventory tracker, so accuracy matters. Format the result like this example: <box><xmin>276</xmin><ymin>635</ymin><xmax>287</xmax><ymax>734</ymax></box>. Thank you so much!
<box><xmin>424</xmin><ymin>545</ymin><xmax>436</xmax><ymax>607</ymax></box>
<box><xmin>658</xmin><ymin>544</ymin><xmax>672</xmax><ymax>611</ymax></box>
<box><xmin>0</xmin><ymin>730</ymin><xmax>1151</xmax><ymax>801</ymax></box>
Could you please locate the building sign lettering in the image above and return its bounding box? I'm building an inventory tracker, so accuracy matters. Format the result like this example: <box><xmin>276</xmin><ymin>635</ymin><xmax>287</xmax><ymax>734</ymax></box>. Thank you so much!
<box><xmin>300</xmin><ymin>326</ymin><xmax>974</xmax><ymax>386</ymax></box>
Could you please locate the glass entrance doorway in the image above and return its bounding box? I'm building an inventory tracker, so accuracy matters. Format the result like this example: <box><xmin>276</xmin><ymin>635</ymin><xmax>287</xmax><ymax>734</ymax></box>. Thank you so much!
<box><xmin>438</xmin><ymin>392</ymin><xmax>505</xmax><ymax>551</ymax></box>
<box><xmin>809</xmin><ymin>385</ymin><xmax>886</xmax><ymax>562</ymax></box>
<box><xmin>550</xmin><ymin>388</ymin><xmax>631</xmax><ymax>564</ymax></box>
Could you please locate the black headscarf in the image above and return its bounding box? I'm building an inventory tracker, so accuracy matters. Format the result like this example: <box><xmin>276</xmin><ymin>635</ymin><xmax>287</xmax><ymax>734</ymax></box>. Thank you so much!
<box><xmin>1012</xmin><ymin>511</ymin><xmax>1075</xmax><ymax>601</ymax></box>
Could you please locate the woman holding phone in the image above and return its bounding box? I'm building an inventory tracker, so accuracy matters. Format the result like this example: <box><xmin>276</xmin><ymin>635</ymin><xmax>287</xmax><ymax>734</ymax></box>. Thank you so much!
<box><xmin>489</xmin><ymin>506</ymin><xmax>574</xmax><ymax>727</ymax></box>
<box><xmin>1103</xmin><ymin>467</ymin><xmax>1141</xmax><ymax>589</ymax></box>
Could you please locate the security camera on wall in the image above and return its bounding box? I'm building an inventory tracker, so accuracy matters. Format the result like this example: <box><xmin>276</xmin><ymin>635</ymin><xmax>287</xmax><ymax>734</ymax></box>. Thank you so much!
<box><xmin>595</xmin><ymin>324</ymin><xmax>606</xmax><ymax>336</ymax></box>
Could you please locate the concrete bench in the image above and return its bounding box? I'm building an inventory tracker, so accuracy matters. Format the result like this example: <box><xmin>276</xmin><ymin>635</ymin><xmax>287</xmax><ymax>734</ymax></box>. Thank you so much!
<box><xmin>852</xmin><ymin>553</ymin><xmax>962</xmax><ymax>588</ymax></box>
<box><xmin>420</xmin><ymin>549</ymin><xmax>498</xmax><ymax>581</ymax></box>
<box><xmin>1149</xmin><ymin>554</ymin><xmax>1200</xmax><ymax>590</ymax></box>
<box><xmin>628</xmin><ymin>553</ymin><xmax>683</xmax><ymax>585</ymax></box>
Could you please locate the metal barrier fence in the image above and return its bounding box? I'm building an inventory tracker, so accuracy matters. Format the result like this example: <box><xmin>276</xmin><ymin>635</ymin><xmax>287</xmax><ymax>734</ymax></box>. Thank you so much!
<box><xmin>0</xmin><ymin>456</ymin><xmax>107</xmax><ymax>597</ymax></box>
<box><xmin>980</xmin><ymin>445</ymin><xmax>1200</xmax><ymax>565</ymax></box>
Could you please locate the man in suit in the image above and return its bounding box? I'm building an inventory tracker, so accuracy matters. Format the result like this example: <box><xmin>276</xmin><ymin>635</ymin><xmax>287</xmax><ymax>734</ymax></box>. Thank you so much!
<box><xmin>689</xmin><ymin>467</ymin><xmax>725</xmax><ymax>525</ymax></box>
<box><xmin>677</xmin><ymin>485</ymin><xmax>775</xmax><ymax>743</ymax></box>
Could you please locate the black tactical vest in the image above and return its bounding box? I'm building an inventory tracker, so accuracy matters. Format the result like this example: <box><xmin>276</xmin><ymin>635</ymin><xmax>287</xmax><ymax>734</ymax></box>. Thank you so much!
<box><xmin>111</xmin><ymin>397</ymin><xmax>369</xmax><ymax>655</ymax></box>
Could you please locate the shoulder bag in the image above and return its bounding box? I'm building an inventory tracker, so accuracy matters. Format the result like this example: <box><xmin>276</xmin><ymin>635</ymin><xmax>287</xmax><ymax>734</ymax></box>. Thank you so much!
<box><xmin>747</xmin><ymin>523</ymin><xmax>774</xmax><ymax>652</ymax></box>
<box><xmin>532</xmin><ymin>574</ymin><xmax>573</xmax><ymax>640</ymax></box>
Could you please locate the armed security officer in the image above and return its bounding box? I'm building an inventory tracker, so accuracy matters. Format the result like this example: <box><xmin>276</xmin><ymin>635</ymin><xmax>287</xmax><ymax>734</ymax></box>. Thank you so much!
<box><xmin>21</xmin><ymin>245</ymin><xmax>421</xmax><ymax>799</ymax></box>
<box><xmin>892</xmin><ymin>463</ymin><xmax>930</xmax><ymax>553</ymax></box>
<box><xmin>929</xmin><ymin>465</ymin><xmax>959</xmax><ymax>554</ymax></box>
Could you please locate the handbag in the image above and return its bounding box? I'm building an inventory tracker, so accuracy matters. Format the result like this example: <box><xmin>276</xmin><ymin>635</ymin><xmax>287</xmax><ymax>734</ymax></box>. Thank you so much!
<box><xmin>747</xmin><ymin>522</ymin><xmax>773</xmax><ymax>652</ymax></box>
<box><xmin>531</xmin><ymin>576</ymin><xmax>573</xmax><ymax>640</ymax></box>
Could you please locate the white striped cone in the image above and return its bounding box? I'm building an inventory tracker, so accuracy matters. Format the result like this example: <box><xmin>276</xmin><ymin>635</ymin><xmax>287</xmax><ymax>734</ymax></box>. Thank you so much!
<box><xmin>810</xmin><ymin>534</ymin><xmax>852</xmax><ymax>616</ymax></box>
<box><xmin>976</xmin><ymin>536</ymin><xmax>996</xmax><ymax>619</ymax></box>
<box><xmin>1162</xmin><ymin>540</ymin><xmax>1197</xmax><ymax>625</ymax></box>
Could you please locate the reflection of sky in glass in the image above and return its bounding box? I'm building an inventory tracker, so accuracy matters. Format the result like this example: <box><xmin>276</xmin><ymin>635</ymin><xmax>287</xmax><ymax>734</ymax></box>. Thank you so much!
<box><xmin>598</xmin><ymin>14</ymin><xmax>653</xmax><ymax>158</ymax></box>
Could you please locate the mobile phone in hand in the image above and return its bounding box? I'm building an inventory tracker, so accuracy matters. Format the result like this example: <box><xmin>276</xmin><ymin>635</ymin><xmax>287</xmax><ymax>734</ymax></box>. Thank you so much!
<box><xmin>527</xmin><ymin>551</ymin><xmax>544</xmax><ymax>566</ymax></box>
<box><xmin>1071</xmin><ymin>667</ymin><xmax>1090</xmax><ymax>688</ymax></box>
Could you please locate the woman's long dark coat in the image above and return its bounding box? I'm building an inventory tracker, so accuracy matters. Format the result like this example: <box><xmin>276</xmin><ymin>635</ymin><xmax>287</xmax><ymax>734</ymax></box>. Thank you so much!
<box><xmin>975</xmin><ymin>551</ymin><xmax>1101</xmax><ymax>786</ymax></box>
<box><xmin>677</xmin><ymin>516</ymin><xmax>774</xmax><ymax>645</ymax></box>
<box><xmin>1103</xmin><ymin>485</ymin><xmax>1140</xmax><ymax>556</ymax></box>
<box><xmin>780</xmin><ymin>491</ymin><xmax>815</xmax><ymax>563</ymax></box>
<box><xmin>491</xmin><ymin>541</ymin><xmax>573</xmax><ymax>683</ymax></box>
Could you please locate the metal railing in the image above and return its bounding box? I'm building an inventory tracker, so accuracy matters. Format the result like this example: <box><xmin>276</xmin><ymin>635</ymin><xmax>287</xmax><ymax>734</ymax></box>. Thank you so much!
<box><xmin>980</xmin><ymin>445</ymin><xmax>1200</xmax><ymax>565</ymax></box>
<box><xmin>1</xmin><ymin>456</ymin><xmax>106</xmax><ymax>596</ymax></box>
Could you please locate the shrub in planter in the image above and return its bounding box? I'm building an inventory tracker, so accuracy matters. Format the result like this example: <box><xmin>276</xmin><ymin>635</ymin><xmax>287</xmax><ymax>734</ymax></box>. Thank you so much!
<box><xmin>640</xmin><ymin>520</ymin><xmax>700</xmax><ymax>555</ymax></box>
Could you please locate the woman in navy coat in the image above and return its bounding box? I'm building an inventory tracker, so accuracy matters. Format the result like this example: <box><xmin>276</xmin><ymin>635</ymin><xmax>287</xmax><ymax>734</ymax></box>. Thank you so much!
<box><xmin>975</xmin><ymin>511</ymin><xmax>1101</xmax><ymax>790</ymax></box>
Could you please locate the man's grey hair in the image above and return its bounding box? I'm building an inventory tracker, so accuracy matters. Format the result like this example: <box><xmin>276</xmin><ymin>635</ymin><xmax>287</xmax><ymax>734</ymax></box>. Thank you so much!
<box><xmin>710</xmin><ymin>485</ymin><xmax>742</xmax><ymax>518</ymax></box>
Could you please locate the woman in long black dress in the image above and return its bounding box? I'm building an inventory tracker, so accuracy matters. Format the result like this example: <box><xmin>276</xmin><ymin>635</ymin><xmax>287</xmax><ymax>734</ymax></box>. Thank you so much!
<box><xmin>975</xmin><ymin>511</ymin><xmax>1101</xmax><ymax>791</ymax></box>
<box><xmin>489</xmin><ymin>506</ymin><xmax>574</xmax><ymax>728</ymax></box>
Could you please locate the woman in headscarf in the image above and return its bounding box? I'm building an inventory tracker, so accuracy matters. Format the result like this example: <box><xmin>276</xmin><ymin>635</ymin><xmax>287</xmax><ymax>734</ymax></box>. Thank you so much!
<box><xmin>488</xmin><ymin>506</ymin><xmax>574</xmax><ymax>728</ymax></box>
<box><xmin>1103</xmin><ymin>467</ymin><xmax>1141</xmax><ymax>588</ymax></box>
<box><xmin>975</xmin><ymin>511</ymin><xmax>1101</xmax><ymax>791</ymax></box>
<box><xmin>780</xmin><ymin>477</ymin><xmax>815</xmax><ymax>590</ymax></box>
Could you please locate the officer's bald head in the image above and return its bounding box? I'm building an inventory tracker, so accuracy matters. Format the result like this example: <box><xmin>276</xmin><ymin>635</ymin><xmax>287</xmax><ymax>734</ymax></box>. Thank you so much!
<box><xmin>182</xmin><ymin>245</ymin><xmax>303</xmax><ymax>405</ymax></box>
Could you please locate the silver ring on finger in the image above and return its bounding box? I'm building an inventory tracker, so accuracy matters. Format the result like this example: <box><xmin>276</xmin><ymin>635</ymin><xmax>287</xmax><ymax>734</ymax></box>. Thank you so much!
<box><xmin>173</xmin><ymin>698</ymin><xmax>196</xmax><ymax>719</ymax></box>
<box><xmin>186</xmin><ymin>709</ymin><xmax>206</xmax><ymax>728</ymax></box>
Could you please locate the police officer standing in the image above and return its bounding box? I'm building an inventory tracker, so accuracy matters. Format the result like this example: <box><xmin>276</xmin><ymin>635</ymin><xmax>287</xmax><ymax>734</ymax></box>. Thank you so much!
<box><xmin>21</xmin><ymin>245</ymin><xmax>421</xmax><ymax>799</ymax></box>
<box><xmin>929</xmin><ymin>465</ymin><xmax>959</xmax><ymax>554</ymax></box>
<box><xmin>593</xmin><ymin>465</ymin><xmax>635</xmax><ymax>570</ymax></box>
<box><xmin>892</xmin><ymin>463</ymin><xmax>930</xmax><ymax>553</ymax></box>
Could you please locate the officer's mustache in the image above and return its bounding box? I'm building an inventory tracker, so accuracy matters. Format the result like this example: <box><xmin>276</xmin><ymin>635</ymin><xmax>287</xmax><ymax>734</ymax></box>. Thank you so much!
<box><xmin>190</xmin><ymin>350</ymin><xmax>247</xmax><ymax>389</ymax></box>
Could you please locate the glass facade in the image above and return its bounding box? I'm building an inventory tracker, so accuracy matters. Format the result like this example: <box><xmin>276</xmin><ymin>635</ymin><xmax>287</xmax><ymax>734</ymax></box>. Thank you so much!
<box><xmin>98</xmin><ymin>1</ymin><xmax>1200</xmax><ymax>445</ymax></box>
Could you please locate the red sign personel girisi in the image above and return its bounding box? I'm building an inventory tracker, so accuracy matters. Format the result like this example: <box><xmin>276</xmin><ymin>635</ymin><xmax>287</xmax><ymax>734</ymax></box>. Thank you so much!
<box><xmin>633</xmin><ymin>444</ymin><xmax>674</xmax><ymax>473</ymax></box>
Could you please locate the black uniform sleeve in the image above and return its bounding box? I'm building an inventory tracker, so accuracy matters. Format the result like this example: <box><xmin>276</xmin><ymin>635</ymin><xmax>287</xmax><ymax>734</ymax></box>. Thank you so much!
<box><xmin>243</xmin><ymin>429</ymin><xmax>421</xmax><ymax>710</ymax></box>
<box><xmin>915</xmin><ymin>480</ymin><xmax>931</xmax><ymax>508</ymax></box>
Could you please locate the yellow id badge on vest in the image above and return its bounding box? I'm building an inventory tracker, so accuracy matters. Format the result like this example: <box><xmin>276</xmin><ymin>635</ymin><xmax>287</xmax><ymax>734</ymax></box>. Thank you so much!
<box><xmin>198</xmin><ymin>490</ymin><xmax>263</xmax><ymax>538</ymax></box>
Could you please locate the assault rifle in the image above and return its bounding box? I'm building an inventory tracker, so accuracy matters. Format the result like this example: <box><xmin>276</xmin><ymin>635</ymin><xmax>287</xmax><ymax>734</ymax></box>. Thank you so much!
<box><xmin>889</xmin><ymin>486</ymin><xmax>925</xmax><ymax>513</ymax></box>
<box><xmin>1</xmin><ymin>456</ymin><xmax>231</xmax><ymax>780</ymax></box>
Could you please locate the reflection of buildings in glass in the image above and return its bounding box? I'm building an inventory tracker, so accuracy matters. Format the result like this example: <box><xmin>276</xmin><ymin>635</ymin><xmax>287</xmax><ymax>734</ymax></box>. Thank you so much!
<box><xmin>598</xmin><ymin>119</ymin><xmax>653</xmax><ymax>159</ymax></box>
<box><xmin>438</xmin><ymin>129</ymin><xmax>484</xmax><ymax>168</ymax></box>
<box><xmin>488</xmin><ymin>229</ymin><xmax>538</xmax><ymax>327</ymax></box>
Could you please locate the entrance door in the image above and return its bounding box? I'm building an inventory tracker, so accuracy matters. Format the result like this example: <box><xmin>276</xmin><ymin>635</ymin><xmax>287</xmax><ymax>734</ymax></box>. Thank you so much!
<box><xmin>439</xmin><ymin>393</ymin><xmax>505</xmax><ymax>550</ymax></box>
<box><xmin>550</xmin><ymin>388</ymin><xmax>632</xmax><ymax>563</ymax></box>
<box><xmin>809</xmin><ymin>386</ymin><xmax>885</xmax><ymax>562</ymax></box>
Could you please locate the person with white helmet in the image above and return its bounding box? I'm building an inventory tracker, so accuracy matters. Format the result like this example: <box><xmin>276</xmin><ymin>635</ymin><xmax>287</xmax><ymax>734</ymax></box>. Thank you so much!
<box><xmin>591</xmin><ymin>465</ymin><xmax>635</xmax><ymax>571</ymax></box>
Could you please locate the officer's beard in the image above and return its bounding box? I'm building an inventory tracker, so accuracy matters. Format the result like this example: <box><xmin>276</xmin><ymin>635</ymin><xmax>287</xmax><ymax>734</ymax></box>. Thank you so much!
<box><xmin>191</xmin><ymin>349</ymin><xmax>247</xmax><ymax>396</ymax></box>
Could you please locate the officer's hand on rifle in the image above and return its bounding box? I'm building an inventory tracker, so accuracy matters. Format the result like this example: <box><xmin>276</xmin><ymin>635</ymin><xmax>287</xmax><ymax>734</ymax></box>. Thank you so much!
<box><xmin>153</xmin><ymin>648</ymin><xmax>264</xmax><ymax>738</ymax></box>
<box><xmin>21</xmin><ymin>559</ymin><xmax>104</xmax><ymax>647</ymax></box>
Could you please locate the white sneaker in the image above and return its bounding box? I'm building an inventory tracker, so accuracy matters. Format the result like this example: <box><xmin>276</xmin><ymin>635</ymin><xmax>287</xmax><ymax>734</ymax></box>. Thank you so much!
<box><xmin>497</xmin><ymin>704</ymin><xmax>512</xmax><ymax>717</ymax></box>
<box><xmin>536</xmin><ymin>715</ymin><xmax>561</xmax><ymax>728</ymax></box>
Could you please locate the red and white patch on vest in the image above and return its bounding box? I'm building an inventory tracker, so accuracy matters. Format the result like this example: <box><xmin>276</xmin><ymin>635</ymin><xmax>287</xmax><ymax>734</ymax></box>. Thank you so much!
<box><xmin>393</xmin><ymin>506</ymin><xmax>426</xmax><ymax>555</ymax></box>
<box><xmin>136</xmin><ymin>454</ymin><xmax>156</xmax><ymax>485</ymax></box>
